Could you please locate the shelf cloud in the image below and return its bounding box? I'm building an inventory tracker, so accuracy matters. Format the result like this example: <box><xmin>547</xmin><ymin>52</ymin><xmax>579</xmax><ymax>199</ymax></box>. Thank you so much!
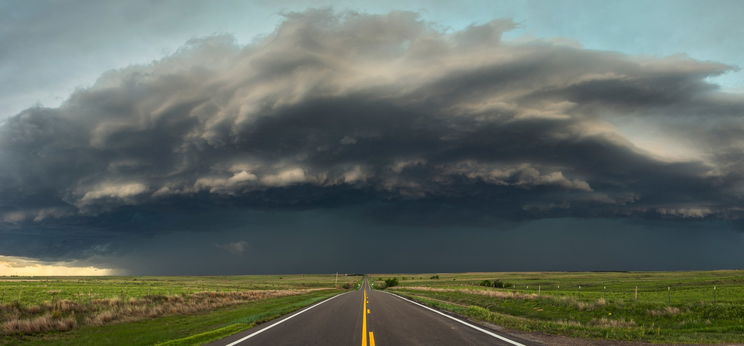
<box><xmin>1</xmin><ymin>9</ymin><xmax>743</xmax><ymax>273</ymax></box>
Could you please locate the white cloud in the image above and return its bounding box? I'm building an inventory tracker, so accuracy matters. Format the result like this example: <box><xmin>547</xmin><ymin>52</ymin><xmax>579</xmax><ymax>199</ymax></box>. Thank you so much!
<box><xmin>81</xmin><ymin>182</ymin><xmax>148</xmax><ymax>202</ymax></box>
<box><xmin>261</xmin><ymin>168</ymin><xmax>307</xmax><ymax>186</ymax></box>
<box><xmin>448</xmin><ymin>162</ymin><xmax>592</xmax><ymax>192</ymax></box>
<box><xmin>195</xmin><ymin>170</ymin><xmax>258</xmax><ymax>193</ymax></box>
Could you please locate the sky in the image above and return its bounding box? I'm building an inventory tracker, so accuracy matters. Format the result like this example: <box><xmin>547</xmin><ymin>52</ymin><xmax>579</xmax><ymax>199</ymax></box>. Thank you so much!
<box><xmin>1</xmin><ymin>0</ymin><xmax>744</xmax><ymax>275</ymax></box>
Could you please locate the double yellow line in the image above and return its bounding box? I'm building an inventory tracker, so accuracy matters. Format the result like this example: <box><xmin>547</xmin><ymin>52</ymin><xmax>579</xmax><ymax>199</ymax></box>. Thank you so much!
<box><xmin>361</xmin><ymin>285</ymin><xmax>375</xmax><ymax>346</ymax></box>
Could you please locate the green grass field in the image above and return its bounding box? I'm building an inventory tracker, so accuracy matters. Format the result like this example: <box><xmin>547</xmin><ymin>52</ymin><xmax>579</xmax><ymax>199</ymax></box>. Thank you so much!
<box><xmin>0</xmin><ymin>274</ymin><xmax>357</xmax><ymax>306</ymax></box>
<box><xmin>4</xmin><ymin>271</ymin><xmax>743</xmax><ymax>344</ymax></box>
<box><xmin>0</xmin><ymin>274</ymin><xmax>360</xmax><ymax>344</ymax></box>
<box><xmin>371</xmin><ymin>271</ymin><xmax>744</xmax><ymax>344</ymax></box>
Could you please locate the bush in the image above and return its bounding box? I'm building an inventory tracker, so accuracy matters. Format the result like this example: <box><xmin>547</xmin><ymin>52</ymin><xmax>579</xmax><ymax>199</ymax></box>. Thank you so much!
<box><xmin>479</xmin><ymin>279</ymin><xmax>511</xmax><ymax>288</ymax></box>
<box><xmin>341</xmin><ymin>283</ymin><xmax>353</xmax><ymax>289</ymax></box>
<box><xmin>492</xmin><ymin>279</ymin><xmax>511</xmax><ymax>288</ymax></box>
<box><xmin>384</xmin><ymin>278</ymin><xmax>399</xmax><ymax>288</ymax></box>
<box><xmin>430</xmin><ymin>275</ymin><xmax>440</xmax><ymax>279</ymax></box>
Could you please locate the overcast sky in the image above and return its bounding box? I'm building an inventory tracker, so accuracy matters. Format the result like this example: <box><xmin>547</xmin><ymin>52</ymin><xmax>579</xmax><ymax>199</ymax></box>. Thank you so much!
<box><xmin>1</xmin><ymin>0</ymin><xmax>744</xmax><ymax>275</ymax></box>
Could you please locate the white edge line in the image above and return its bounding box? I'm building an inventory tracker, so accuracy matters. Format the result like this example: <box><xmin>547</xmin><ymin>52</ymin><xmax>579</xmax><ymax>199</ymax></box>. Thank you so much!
<box><xmin>224</xmin><ymin>291</ymin><xmax>351</xmax><ymax>346</ymax></box>
<box><xmin>382</xmin><ymin>291</ymin><xmax>526</xmax><ymax>346</ymax></box>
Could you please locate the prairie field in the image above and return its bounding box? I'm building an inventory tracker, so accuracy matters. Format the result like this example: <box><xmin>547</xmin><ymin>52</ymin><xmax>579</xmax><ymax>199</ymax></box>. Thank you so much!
<box><xmin>372</xmin><ymin>270</ymin><xmax>744</xmax><ymax>344</ymax></box>
<box><xmin>3</xmin><ymin>271</ymin><xmax>743</xmax><ymax>344</ymax></box>
<box><xmin>0</xmin><ymin>274</ymin><xmax>360</xmax><ymax>345</ymax></box>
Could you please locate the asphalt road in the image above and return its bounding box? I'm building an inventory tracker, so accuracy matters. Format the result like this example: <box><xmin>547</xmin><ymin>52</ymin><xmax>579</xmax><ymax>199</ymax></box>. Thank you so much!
<box><xmin>209</xmin><ymin>279</ymin><xmax>537</xmax><ymax>346</ymax></box>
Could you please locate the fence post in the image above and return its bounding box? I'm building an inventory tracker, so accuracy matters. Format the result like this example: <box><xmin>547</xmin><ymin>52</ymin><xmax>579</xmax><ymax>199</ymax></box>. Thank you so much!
<box><xmin>667</xmin><ymin>286</ymin><xmax>671</xmax><ymax>305</ymax></box>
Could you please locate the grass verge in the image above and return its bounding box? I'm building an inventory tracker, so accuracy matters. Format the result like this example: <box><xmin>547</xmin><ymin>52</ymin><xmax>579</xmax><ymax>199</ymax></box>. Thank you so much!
<box><xmin>391</xmin><ymin>289</ymin><xmax>744</xmax><ymax>344</ymax></box>
<box><xmin>2</xmin><ymin>289</ymin><xmax>341</xmax><ymax>345</ymax></box>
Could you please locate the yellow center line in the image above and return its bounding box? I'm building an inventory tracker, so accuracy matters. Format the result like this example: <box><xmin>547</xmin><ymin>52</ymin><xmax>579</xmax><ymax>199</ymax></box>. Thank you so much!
<box><xmin>369</xmin><ymin>331</ymin><xmax>376</xmax><ymax>346</ymax></box>
<box><xmin>362</xmin><ymin>286</ymin><xmax>367</xmax><ymax>346</ymax></box>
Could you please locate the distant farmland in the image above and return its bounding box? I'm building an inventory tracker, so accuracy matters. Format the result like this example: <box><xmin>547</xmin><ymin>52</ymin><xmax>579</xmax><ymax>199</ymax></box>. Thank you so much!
<box><xmin>0</xmin><ymin>275</ymin><xmax>359</xmax><ymax>345</ymax></box>
<box><xmin>372</xmin><ymin>270</ymin><xmax>744</xmax><ymax>344</ymax></box>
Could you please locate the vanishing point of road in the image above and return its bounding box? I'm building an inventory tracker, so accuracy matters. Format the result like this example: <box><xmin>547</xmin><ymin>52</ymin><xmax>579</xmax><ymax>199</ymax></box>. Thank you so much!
<box><xmin>208</xmin><ymin>278</ymin><xmax>536</xmax><ymax>346</ymax></box>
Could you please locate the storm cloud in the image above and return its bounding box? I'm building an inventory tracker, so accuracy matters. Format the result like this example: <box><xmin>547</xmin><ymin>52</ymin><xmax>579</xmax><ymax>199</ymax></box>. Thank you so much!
<box><xmin>1</xmin><ymin>10</ymin><xmax>744</xmax><ymax>273</ymax></box>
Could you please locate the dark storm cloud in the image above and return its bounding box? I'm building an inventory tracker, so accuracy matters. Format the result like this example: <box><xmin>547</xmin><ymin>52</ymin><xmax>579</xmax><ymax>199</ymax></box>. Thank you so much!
<box><xmin>1</xmin><ymin>9</ymin><xmax>744</xmax><ymax>270</ymax></box>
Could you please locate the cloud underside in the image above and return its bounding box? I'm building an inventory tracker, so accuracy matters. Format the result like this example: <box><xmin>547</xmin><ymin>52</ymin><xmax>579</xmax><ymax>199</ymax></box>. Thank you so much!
<box><xmin>1</xmin><ymin>10</ymin><xmax>744</xmax><ymax>265</ymax></box>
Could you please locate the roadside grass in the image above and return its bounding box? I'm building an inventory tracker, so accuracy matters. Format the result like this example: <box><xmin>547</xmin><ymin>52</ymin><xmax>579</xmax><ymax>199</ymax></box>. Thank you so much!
<box><xmin>372</xmin><ymin>271</ymin><xmax>744</xmax><ymax>344</ymax></box>
<box><xmin>0</xmin><ymin>274</ymin><xmax>360</xmax><ymax>341</ymax></box>
<box><xmin>1</xmin><ymin>289</ymin><xmax>325</xmax><ymax>334</ymax></box>
<box><xmin>155</xmin><ymin>323</ymin><xmax>252</xmax><ymax>346</ymax></box>
<box><xmin>1</xmin><ymin>289</ymin><xmax>341</xmax><ymax>345</ymax></box>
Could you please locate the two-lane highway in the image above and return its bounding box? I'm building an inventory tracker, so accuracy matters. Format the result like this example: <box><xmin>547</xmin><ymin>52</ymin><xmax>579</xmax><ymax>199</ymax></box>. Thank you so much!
<box><xmin>210</xmin><ymin>279</ymin><xmax>537</xmax><ymax>345</ymax></box>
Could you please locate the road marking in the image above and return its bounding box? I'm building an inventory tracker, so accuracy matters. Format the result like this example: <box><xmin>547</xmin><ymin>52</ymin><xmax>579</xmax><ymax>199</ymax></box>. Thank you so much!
<box><xmin>368</xmin><ymin>331</ymin><xmax>376</xmax><ymax>346</ymax></box>
<box><xmin>362</xmin><ymin>286</ymin><xmax>367</xmax><ymax>346</ymax></box>
<box><xmin>223</xmin><ymin>291</ymin><xmax>351</xmax><ymax>346</ymax></box>
<box><xmin>383</xmin><ymin>291</ymin><xmax>526</xmax><ymax>346</ymax></box>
